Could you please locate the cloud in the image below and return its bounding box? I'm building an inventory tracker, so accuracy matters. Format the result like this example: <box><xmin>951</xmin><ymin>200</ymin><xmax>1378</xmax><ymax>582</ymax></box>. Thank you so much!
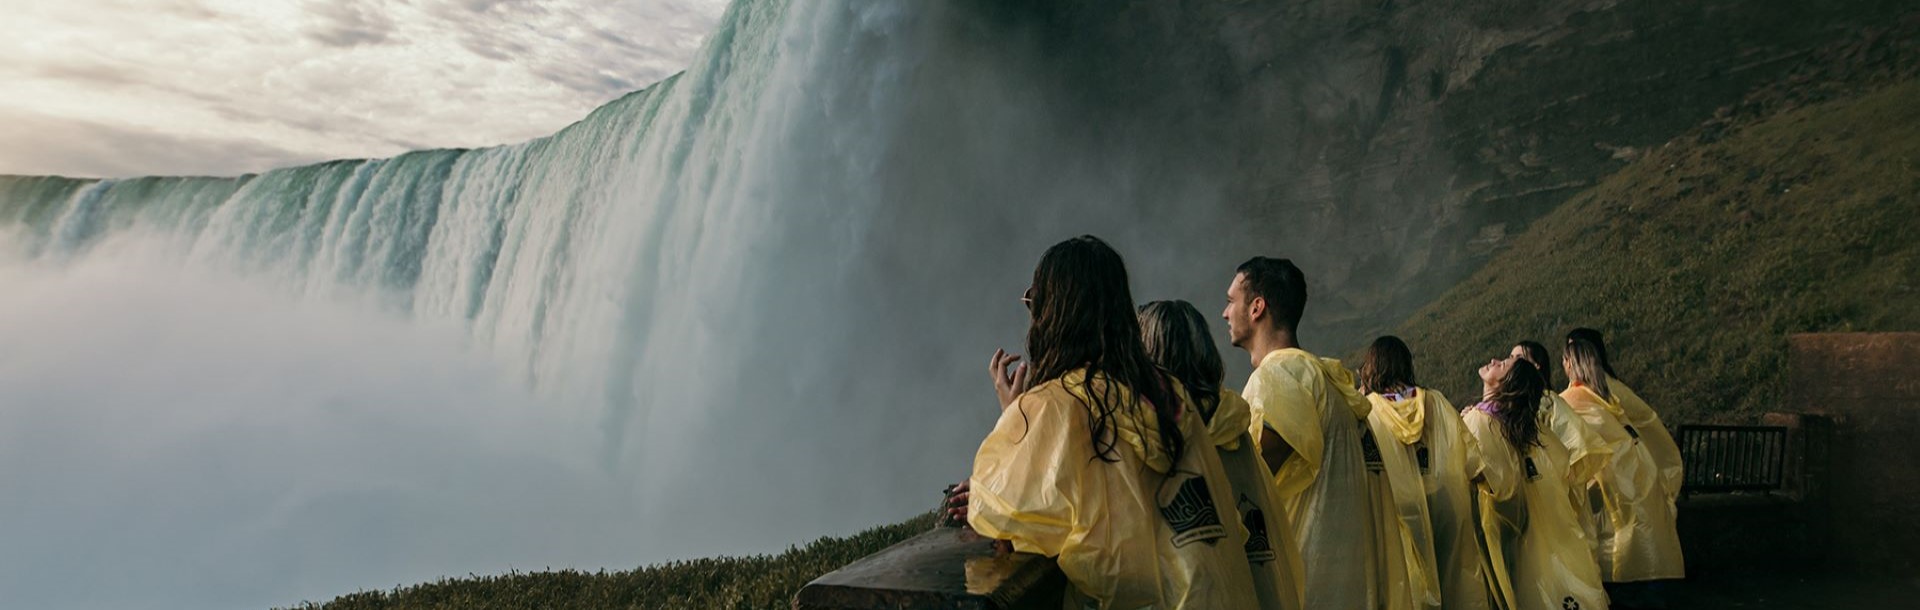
<box><xmin>0</xmin><ymin>0</ymin><xmax>730</xmax><ymax>178</ymax></box>
<box><xmin>0</xmin><ymin>108</ymin><xmax>320</xmax><ymax>178</ymax></box>
<box><xmin>304</xmin><ymin>0</ymin><xmax>400</xmax><ymax>47</ymax></box>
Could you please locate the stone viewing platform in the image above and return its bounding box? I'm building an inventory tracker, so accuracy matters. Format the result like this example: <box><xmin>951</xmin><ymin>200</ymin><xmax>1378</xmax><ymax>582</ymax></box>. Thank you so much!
<box><xmin>792</xmin><ymin>526</ymin><xmax>1063</xmax><ymax>609</ymax></box>
<box><xmin>796</xmin><ymin>333</ymin><xmax>1920</xmax><ymax>609</ymax></box>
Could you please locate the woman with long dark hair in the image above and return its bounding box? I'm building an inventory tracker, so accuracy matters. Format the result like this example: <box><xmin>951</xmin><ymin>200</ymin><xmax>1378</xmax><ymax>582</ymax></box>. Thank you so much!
<box><xmin>1561</xmin><ymin>334</ymin><xmax>1685</xmax><ymax>594</ymax></box>
<box><xmin>1566</xmin><ymin>329</ymin><xmax>1684</xmax><ymax>513</ymax></box>
<box><xmin>1139</xmin><ymin>299</ymin><xmax>1303</xmax><ymax>610</ymax></box>
<box><xmin>1512</xmin><ymin>340</ymin><xmax>1613</xmax><ymax>567</ymax></box>
<box><xmin>966</xmin><ymin>236</ymin><xmax>1258</xmax><ymax>609</ymax></box>
<box><xmin>1463</xmin><ymin>355</ymin><xmax>1609</xmax><ymax>610</ymax></box>
<box><xmin>1358</xmin><ymin>336</ymin><xmax>1481</xmax><ymax>610</ymax></box>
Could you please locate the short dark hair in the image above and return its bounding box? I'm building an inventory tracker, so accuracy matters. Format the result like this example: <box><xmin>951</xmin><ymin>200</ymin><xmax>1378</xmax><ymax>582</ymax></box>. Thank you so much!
<box><xmin>1234</xmin><ymin>257</ymin><xmax>1306</xmax><ymax>331</ymax></box>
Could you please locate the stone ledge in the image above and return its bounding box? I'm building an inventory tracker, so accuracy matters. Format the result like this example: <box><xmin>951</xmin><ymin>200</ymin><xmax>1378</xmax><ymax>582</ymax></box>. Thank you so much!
<box><xmin>794</xmin><ymin>526</ymin><xmax>1065</xmax><ymax>610</ymax></box>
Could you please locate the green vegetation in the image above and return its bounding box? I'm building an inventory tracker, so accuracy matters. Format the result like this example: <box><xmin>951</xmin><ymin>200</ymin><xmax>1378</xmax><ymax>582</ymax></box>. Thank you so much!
<box><xmin>281</xmin><ymin>513</ymin><xmax>936</xmax><ymax>610</ymax></box>
<box><xmin>1397</xmin><ymin>77</ymin><xmax>1920</xmax><ymax>422</ymax></box>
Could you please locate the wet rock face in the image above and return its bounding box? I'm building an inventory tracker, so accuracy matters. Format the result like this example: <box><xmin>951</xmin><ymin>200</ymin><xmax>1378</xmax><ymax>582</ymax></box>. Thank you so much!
<box><xmin>957</xmin><ymin>0</ymin><xmax>1910</xmax><ymax>347</ymax></box>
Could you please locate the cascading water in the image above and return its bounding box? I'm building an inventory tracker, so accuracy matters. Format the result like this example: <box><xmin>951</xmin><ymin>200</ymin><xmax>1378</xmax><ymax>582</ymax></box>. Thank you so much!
<box><xmin>0</xmin><ymin>1</ymin><xmax>1316</xmax><ymax>608</ymax></box>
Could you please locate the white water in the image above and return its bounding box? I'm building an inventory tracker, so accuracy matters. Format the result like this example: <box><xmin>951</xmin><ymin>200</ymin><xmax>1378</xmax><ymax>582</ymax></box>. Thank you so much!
<box><xmin>0</xmin><ymin>1</ymin><xmax>1277</xmax><ymax>608</ymax></box>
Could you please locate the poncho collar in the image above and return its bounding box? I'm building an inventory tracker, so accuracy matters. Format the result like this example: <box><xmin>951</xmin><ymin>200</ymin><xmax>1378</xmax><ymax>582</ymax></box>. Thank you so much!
<box><xmin>1568</xmin><ymin>381</ymin><xmax>1626</xmax><ymax>418</ymax></box>
<box><xmin>1369</xmin><ymin>387</ymin><xmax>1427</xmax><ymax>445</ymax></box>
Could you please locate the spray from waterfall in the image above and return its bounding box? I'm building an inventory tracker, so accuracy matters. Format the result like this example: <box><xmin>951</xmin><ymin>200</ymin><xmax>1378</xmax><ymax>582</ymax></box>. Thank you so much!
<box><xmin>0</xmin><ymin>1</ymin><xmax>1292</xmax><ymax>608</ymax></box>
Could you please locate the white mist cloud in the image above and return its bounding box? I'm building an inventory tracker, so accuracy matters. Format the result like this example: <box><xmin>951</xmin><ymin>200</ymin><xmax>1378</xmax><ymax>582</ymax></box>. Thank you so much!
<box><xmin>0</xmin><ymin>0</ymin><xmax>728</xmax><ymax>178</ymax></box>
<box><xmin>0</xmin><ymin>235</ymin><xmax>660</xmax><ymax>610</ymax></box>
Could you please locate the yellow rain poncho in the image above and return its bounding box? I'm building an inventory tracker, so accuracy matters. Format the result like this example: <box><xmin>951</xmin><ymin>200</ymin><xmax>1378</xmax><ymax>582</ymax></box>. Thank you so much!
<box><xmin>1608</xmin><ymin>378</ymin><xmax>1683</xmax><ymax>502</ymax></box>
<box><xmin>1243</xmin><ymin>348</ymin><xmax>1375</xmax><ymax>610</ymax></box>
<box><xmin>1539</xmin><ymin>391</ymin><xmax>1612</xmax><ymax>565</ymax></box>
<box><xmin>969</xmin><ymin>370</ymin><xmax>1260</xmax><ymax>609</ymax></box>
<box><xmin>1367</xmin><ymin>387</ymin><xmax>1486</xmax><ymax>610</ymax></box>
<box><xmin>1463</xmin><ymin>403</ymin><xmax>1611</xmax><ymax>610</ymax></box>
<box><xmin>1205</xmin><ymin>389</ymin><xmax>1305</xmax><ymax>610</ymax></box>
<box><xmin>1560</xmin><ymin>384</ymin><xmax>1686</xmax><ymax>583</ymax></box>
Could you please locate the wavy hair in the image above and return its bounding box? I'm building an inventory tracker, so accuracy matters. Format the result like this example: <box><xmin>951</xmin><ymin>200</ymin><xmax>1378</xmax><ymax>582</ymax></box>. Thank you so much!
<box><xmin>1026</xmin><ymin>236</ymin><xmax>1182</xmax><ymax>465</ymax></box>
<box><xmin>1490</xmin><ymin>358</ymin><xmax>1546</xmax><ymax>450</ymax></box>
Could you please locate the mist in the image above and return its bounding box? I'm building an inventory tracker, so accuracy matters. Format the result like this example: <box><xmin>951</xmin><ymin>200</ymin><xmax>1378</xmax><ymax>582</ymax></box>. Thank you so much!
<box><xmin>0</xmin><ymin>234</ymin><xmax>658</xmax><ymax>609</ymax></box>
<box><xmin>0</xmin><ymin>2</ymin><xmax>1332</xmax><ymax>608</ymax></box>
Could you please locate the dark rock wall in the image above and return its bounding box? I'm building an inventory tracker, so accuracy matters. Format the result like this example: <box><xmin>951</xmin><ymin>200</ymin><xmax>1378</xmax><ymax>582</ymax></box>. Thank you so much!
<box><xmin>961</xmin><ymin>0</ymin><xmax>1915</xmax><ymax>347</ymax></box>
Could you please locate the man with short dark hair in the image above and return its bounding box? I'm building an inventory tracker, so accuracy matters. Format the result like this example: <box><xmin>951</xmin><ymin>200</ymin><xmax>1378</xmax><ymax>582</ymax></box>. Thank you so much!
<box><xmin>1223</xmin><ymin>257</ymin><xmax>1375</xmax><ymax>609</ymax></box>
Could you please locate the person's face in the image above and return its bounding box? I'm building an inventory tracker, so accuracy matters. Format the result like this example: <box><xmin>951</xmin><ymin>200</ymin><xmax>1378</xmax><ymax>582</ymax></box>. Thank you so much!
<box><xmin>1479</xmin><ymin>354</ymin><xmax>1516</xmax><ymax>386</ymax></box>
<box><xmin>1223</xmin><ymin>273</ymin><xmax>1254</xmax><ymax>348</ymax></box>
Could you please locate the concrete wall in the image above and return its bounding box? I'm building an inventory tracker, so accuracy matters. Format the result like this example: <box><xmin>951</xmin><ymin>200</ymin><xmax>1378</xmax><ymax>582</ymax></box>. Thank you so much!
<box><xmin>1788</xmin><ymin>332</ymin><xmax>1920</xmax><ymax>574</ymax></box>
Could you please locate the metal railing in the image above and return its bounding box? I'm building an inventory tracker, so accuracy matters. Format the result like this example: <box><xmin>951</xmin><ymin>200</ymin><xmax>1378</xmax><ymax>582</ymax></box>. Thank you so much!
<box><xmin>1678</xmin><ymin>424</ymin><xmax>1789</xmax><ymax>494</ymax></box>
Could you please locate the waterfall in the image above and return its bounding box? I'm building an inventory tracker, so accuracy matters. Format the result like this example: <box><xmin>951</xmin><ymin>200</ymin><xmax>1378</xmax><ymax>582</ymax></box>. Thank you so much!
<box><xmin>0</xmin><ymin>1</ymin><xmax>1294</xmax><ymax>608</ymax></box>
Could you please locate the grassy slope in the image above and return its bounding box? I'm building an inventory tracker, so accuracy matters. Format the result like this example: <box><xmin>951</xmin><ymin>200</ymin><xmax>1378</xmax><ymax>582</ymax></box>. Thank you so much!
<box><xmin>1396</xmin><ymin>77</ymin><xmax>1920</xmax><ymax>422</ymax></box>
<box><xmin>281</xmin><ymin>513</ymin><xmax>935</xmax><ymax>610</ymax></box>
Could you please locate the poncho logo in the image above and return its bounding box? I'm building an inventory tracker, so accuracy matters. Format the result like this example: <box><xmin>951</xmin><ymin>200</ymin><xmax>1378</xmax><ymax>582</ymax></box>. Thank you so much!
<box><xmin>1238</xmin><ymin>495</ymin><xmax>1276</xmax><ymax>563</ymax></box>
<box><xmin>1525</xmin><ymin>456</ymin><xmax>1542</xmax><ymax>481</ymax></box>
<box><xmin>1360</xmin><ymin>428</ymin><xmax>1385</xmax><ymax>472</ymax></box>
<box><xmin>1415</xmin><ymin>443</ymin><xmax>1432</xmax><ymax>474</ymax></box>
<box><xmin>1159</xmin><ymin>475</ymin><xmax>1226</xmax><ymax>547</ymax></box>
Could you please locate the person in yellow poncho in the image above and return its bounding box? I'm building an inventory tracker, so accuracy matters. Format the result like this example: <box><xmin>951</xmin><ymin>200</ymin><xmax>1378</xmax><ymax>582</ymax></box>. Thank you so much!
<box><xmin>1463</xmin><ymin>355</ymin><xmax>1611</xmax><ymax>610</ymax></box>
<box><xmin>1513</xmin><ymin>340</ymin><xmax>1613</xmax><ymax>568</ymax></box>
<box><xmin>1359</xmin><ymin>336</ymin><xmax>1483</xmax><ymax>610</ymax></box>
<box><xmin>1560</xmin><ymin>334</ymin><xmax>1685</xmax><ymax>604</ymax></box>
<box><xmin>1139</xmin><ymin>299</ymin><xmax>1305</xmax><ymax>610</ymax></box>
<box><xmin>1566</xmin><ymin>329</ymin><xmax>1683</xmax><ymax>499</ymax></box>
<box><xmin>1221</xmin><ymin>256</ymin><xmax>1374</xmax><ymax>609</ymax></box>
<box><xmin>963</xmin><ymin>236</ymin><xmax>1261</xmax><ymax>609</ymax></box>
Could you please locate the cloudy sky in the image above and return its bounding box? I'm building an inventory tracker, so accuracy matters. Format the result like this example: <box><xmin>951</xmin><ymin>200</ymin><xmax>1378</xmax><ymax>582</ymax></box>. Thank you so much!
<box><xmin>0</xmin><ymin>0</ymin><xmax>729</xmax><ymax>179</ymax></box>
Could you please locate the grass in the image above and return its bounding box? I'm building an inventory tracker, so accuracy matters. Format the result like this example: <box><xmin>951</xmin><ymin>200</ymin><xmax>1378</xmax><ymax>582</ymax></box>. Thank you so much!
<box><xmin>1396</xmin><ymin>76</ymin><xmax>1920</xmax><ymax>423</ymax></box>
<box><xmin>279</xmin><ymin>513</ymin><xmax>937</xmax><ymax>610</ymax></box>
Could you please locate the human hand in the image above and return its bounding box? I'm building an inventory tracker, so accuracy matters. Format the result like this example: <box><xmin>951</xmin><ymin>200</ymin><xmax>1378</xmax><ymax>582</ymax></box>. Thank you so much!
<box><xmin>989</xmin><ymin>349</ymin><xmax>1030</xmax><ymax>409</ymax></box>
<box><xmin>943</xmin><ymin>480</ymin><xmax>971</xmax><ymax>525</ymax></box>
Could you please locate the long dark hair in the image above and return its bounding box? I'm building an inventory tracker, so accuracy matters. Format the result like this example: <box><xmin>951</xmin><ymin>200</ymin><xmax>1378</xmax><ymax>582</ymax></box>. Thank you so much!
<box><xmin>1490</xmin><ymin>358</ymin><xmax>1546</xmax><ymax>450</ymax></box>
<box><xmin>1515</xmin><ymin>340</ymin><xmax>1554</xmax><ymax>390</ymax></box>
<box><xmin>1026</xmin><ymin>236</ymin><xmax>1182</xmax><ymax>464</ymax></box>
<box><xmin>1138</xmin><ymin>300</ymin><xmax>1224</xmax><ymax>423</ymax></box>
<box><xmin>1563</xmin><ymin>336</ymin><xmax>1613</xmax><ymax>401</ymax></box>
<box><xmin>1359</xmin><ymin>335</ymin><xmax>1417</xmax><ymax>395</ymax></box>
<box><xmin>1566</xmin><ymin>327</ymin><xmax>1619</xmax><ymax>378</ymax></box>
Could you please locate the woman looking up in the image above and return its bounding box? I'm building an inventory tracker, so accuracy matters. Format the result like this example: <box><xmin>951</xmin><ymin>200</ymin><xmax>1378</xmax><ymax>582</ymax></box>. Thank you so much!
<box><xmin>1463</xmin><ymin>355</ymin><xmax>1610</xmax><ymax>610</ymax></box>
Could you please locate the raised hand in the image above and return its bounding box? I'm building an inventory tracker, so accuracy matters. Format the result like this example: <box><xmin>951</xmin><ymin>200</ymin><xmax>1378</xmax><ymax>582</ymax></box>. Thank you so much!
<box><xmin>988</xmin><ymin>348</ymin><xmax>1030</xmax><ymax>409</ymax></box>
